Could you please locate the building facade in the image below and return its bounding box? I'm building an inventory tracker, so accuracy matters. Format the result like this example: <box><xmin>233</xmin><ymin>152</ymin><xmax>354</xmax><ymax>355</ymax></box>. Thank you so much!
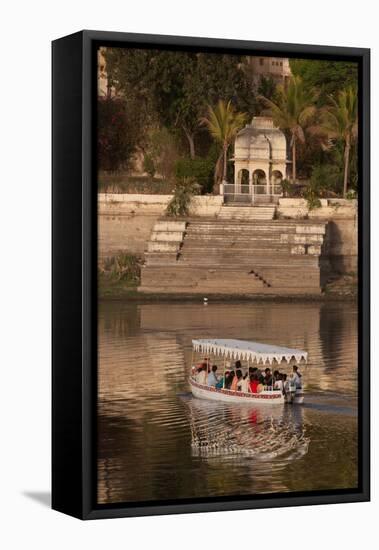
<box><xmin>246</xmin><ymin>56</ymin><xmax>292</xmax><ymax>87</ymax></box>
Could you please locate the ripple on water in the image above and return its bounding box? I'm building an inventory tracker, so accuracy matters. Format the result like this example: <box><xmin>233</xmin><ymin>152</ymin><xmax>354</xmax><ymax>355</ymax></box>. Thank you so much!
<box><xmin>97</xmin><ymin>300</ymin><xmax>359</xmax><ymax>504</ymax></box>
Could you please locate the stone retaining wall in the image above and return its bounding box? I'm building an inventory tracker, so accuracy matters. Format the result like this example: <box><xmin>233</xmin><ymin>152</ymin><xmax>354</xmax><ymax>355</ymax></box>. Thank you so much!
<box><xmin>277</xmin><ymin>198</ymin><xmax>358</xmax><ymax>273</ymax></box>
<box><xmin>98</xmin><ymin>194</ymin><xmax>358</xmax><ymax>274</ymax></box>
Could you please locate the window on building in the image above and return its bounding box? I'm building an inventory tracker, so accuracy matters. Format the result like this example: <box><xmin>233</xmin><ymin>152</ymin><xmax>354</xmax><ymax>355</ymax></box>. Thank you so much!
<box><xmin>260</xmin><ymin>58</ymin><xmax>264</xmax><ymax>66</ymax></box>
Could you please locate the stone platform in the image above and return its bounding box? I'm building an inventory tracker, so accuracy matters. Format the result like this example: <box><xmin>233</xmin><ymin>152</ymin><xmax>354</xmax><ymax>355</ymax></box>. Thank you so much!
<box><xmin>139</xmin><ymin>218</ymin><xmax>327</xmax><ymax>296</ymax></box>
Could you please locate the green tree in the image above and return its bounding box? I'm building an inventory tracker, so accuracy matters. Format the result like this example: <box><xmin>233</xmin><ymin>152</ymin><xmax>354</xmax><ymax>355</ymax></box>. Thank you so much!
<box><xmin>314</xmin><ymin>87</ymin><xmax>358</xmax><ymax>197</ymax></box>
<box><xmin>104</xmin><ymin>48</ymin><xmax>255</xmax><ymax>160</ymax></box>
<box><xmin>257</xmin><ymin>76</ymin><xmax>279</xmax><ymax>107</ymax></box>
<box><xmin>258</xmin><ymin>76</ymin><xmax>318</xmax><ymax>182</ymax></box>
<box><xmin>290</xmin><ymin>59</ymin><xmax>358</xmax><ymax>101</ymax></box>
<box><xmin>97</xmin><ymin>97</ymin><xmax>143</xmax><ymax>172</ymax></box>
<box><xmin>200</xmin><ymin>100</ymin><xmax>247</xmax><ymax>192</ymax></box>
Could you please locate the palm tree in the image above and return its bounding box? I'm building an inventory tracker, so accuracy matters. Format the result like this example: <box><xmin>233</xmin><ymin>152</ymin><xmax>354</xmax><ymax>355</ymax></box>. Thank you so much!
<box><xmin>200</xmin><ymin>100</ymin><xmax>247</xmax><ymax>192</ymax></box>
<box><xmin>258</xmin><ymin>76</ymin><xmax>317</xmax><ymax>183</ymax></box>
<box><xmin>315</xmin><ymin>87</ymin><xmax>358</xmax><ymax>197</ymax></box>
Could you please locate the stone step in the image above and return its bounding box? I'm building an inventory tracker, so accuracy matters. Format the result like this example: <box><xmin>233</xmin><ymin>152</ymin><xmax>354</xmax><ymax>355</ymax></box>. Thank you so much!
<box><xmin>182</xmin><ymin>240</ymin><xmax>285</xmax><ymax>249</ymax></box>
<box><xmin>177</xmin><ymin>257</ymin><xmax>319</xmax><ymax>267</ymax></box>
<box><xmin>140</xmin><ymin>267</ymin><xmax>320</xmax><ymax>291</ymax></box>
<box><xmin>219</xmin><ymin>206</ymin><xmax>276</xmax><ymax>211</ymax></box>
<box><xmin>150</xmin><ymin>231</ymin><xmax>184</xmax><ymax>242</ymax></box>
<box><xmin>138</xmin><ymin>286</ymin><xmax>321</xmax><ymax>295</ymax></box>
<box><xmin>144</xmin><ymin>252</ymin><xmax>179</xmax><ymax>265</ymax></box>
<box><xmin>147</xmin><ymin>241</ymin><xmax>181</xmax><ymax>252</ymax></box>
<box><xmin>186</xmin><ymin>224</ymin><xmax>298</xmax><ymax>233</ymax></box>
<box><xmin>218</xmin><ymin>206</ymin><xmax>276</xmax><ymax>221</ymax></box>
<box><xmin>141</xmin><ymin>217</ymin><xmax>326</xmax><ymax>295</ymax></box>
<box><xmin>154</xmin><ymin>220</ymin><xmax>187</xmax><ymax>232</ymax></box>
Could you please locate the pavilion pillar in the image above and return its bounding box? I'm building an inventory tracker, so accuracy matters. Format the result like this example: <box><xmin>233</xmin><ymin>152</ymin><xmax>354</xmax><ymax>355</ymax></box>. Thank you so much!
<box><xmin>249</xmin><ymin>172</ymin><xmax>254</xmax><ymax>204</ymax></box>
<box><xmin>266</xmin><ymin>166</ymin><xmax>270</xmax><ymax>196</ymax></box>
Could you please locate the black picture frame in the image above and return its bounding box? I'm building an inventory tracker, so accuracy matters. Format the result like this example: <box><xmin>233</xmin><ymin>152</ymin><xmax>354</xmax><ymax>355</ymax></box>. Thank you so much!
<box><xmin>52</xmin><ymin>30</ymin><xmax>370</xmax><ymax>520</ymax></box>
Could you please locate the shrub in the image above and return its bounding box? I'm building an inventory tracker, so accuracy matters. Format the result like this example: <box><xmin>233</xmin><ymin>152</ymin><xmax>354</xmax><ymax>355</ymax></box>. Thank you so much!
<box><xmin>310</xmin><ymin>164</ymin><xmax>341</xmax><ymax>196</ymax></box>
<box><xmin>280</xmin><ymin>179</ymin><xmax>304</xmax><ymax>198</ymax></box>
<box><xmin>302</xmin><ymin>186</ymin><xmax>322</xmax><ymax>210</ymax></box>
<box><xmin>346</xmin><ymin>189</ymin><xmax>357</xmax><ymax>200</ymax></box>
<box><xmin>100</xmin><ymin>253</ymin><xmax>142</xmax><ymax>284</ymax></box>
<box><xmin>143</xmin><ymin>154</ymin><xmax>156</xmax><ymax>177</ymax></box>
<box><xmin>175</xmin><ymin>158</ymin><xmax>214</xmax><ymax>194</ymax></box>
<box><xmin>166</xmin><ymin>178</ymin><xmax>201</xmax><ymax>217</ymax></box>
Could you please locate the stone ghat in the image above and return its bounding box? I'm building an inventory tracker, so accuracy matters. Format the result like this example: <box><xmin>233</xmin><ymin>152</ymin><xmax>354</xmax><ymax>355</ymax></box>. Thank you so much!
<box><xmin>139</xmin><ymin>218</ymin><xmax>327</xmax><ymax>296</ymax></box>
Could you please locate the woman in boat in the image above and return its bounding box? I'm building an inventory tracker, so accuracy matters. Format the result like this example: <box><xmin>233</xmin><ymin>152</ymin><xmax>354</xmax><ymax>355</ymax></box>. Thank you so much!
<box><xmin>196</xmin><ymin>365</ymin><xmax>207</xmax><ymax>385</ymax></box>
<box><xmin>225</xmin><ymin>370</ymin><xmax>234</xmax><ymax>389</ymax></box>
<box><xmin>238</xmin><ymin>373</ymin><xmax>250</xmax><ymax>393</ymax></box>
<box><xmin>231</xmin><ymin>369</ymin><xmax>243</xmax><ymax>391</ymax></box>
<box><xmin>249</xmin><ymin>374</ymin><xmax>263</xmax><ymax>394</ymax></box>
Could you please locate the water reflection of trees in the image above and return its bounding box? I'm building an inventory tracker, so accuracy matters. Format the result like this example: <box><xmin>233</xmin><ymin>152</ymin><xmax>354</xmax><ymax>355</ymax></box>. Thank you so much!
<box><xmin>99</xmin><ymin>301</ymin><xmax>141</xmax><ymax>339</ymax></box>
<box><xmin>319</xmin><ymin>302</ymin><xmax>358</xmax><ymax>394</ymax></box>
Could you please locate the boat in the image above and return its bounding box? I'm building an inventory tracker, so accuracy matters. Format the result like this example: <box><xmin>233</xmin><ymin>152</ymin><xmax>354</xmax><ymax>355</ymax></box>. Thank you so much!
<box><xmin>189</xmin><ymin>338</ymin><xmax>307</xmax><ymax>405</ymax></box>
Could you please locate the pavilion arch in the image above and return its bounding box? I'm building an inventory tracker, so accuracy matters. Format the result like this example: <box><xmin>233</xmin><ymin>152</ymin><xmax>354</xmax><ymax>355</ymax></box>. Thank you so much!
<box><xmin>271</xmin><ymin>170</ymin><xmax>283</xmax><ymax>184</ymax></box>
<box><xmin>237</xmin><ymin>168</ymin><xmax>250</xmax><ymax>186</ymax></box>
<box><xmin>252</xmin><ymin>169</ymin><xmax>267</xmax><ymax>185</ymax></box>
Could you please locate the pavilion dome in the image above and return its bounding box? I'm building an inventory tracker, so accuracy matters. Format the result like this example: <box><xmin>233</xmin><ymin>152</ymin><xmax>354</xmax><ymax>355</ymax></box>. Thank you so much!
<box><xmin>235</xmin><ymin>117</ymin><xmax>287</xmax><ymax>162</ymax></box>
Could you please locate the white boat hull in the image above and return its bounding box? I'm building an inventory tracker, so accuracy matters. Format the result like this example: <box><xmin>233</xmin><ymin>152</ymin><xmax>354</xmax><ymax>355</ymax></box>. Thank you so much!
<box><xmin>189</xmin><ymin>377</ymin><xmax>285</xmax><ymax>405</ymax></box>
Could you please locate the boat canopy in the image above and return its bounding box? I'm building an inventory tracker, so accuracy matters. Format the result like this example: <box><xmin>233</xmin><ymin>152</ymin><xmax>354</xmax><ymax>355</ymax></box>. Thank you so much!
<box><xmin>192</xmin><ymin>338</ymin><xmax>307</xmax><ymax>364</ymax></box>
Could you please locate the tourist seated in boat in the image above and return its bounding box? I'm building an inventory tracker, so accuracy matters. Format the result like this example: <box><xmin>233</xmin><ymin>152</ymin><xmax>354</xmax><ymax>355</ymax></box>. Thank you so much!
<box><xmin>231</xmin><ymin>369</ymin><xmax>243</xmax><ymax>391</ymax></box>
<box><xmin>263</xmin><ymin>368</ymin><xmax>273</xmax><ymax>387</ymax></box>
<box><xmin>237</xmin><ymin>373</ymin><xmax>250</xmax><ymax>393</ymax></box>
<box><xmin>224</xmin><ymin>370</ymin><xmax>235</xmax><ymax>389</ymax></box>
<box><xmin>256</xmin><ymin>369</ymin><xmax>265</xmax><ymax>384</ymax></box>
<box><xmin>196</xmin><ymin>365</ymin><xmax>207</xmax><ymax>385</ymax></box>
<box><xmin>249</xmin><ymin>374</ymin><xmax>263</xmax><ymax>393</ymax></box>
<box><xmin>194</xmin><ymin>359</ymin><xmax>208</xmax><ymax>376</ymax></box>
<box><xmin>216</xmin><ymin>370</ymin><xmax>229</xmax><ymax>389</ymax></box>
<box><xmin>207</xmin><ymin>365</ymin><xmax>219</xmax><ymax>387</ymax></box>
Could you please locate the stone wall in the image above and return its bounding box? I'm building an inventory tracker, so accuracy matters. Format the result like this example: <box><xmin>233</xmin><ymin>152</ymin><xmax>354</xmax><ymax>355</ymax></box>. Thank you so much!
<box><xmin>278</xmin><ymin>198</ymin><xmax>358</xmax><ymax>274</ymax></box>
<box><xmin>98</xmin><ymin>194</ymin><xmax>358</xmax><ymax>275</ymax></box>
<box><xmin>98</xmin><ymin>193</ymin><xmax>222</xmax><ymax>259</ymax></box>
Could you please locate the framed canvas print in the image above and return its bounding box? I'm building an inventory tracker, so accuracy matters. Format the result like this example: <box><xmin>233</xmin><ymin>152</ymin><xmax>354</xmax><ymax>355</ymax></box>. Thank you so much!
<box><xmin>52</xmin><ymin>30</ymin><xmax>370</xmax><ymax>519</ymax></box>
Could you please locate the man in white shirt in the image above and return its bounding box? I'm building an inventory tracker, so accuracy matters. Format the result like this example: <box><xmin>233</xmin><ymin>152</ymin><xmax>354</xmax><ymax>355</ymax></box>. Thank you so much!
<box><xmin>292</xmin><ymin>365</ymin><xmax>302</xmax><ymax>389</ymax></box>
<box><xmin>207</xmin><ymin>365</ymin><xmax>219</xmax><ymax>387</ymax></box>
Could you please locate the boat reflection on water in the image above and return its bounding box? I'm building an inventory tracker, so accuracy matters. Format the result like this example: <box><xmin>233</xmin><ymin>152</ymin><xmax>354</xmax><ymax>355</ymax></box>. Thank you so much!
<box><xmin>183</xmin><ymin>397</ymin><xmax>309</xmax><ymax>464</ymax></box>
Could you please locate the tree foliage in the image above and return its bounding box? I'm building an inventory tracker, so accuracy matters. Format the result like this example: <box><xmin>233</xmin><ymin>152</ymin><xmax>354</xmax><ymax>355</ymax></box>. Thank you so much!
<box><xmin>290</xmin><ymin>59</ymin><xmax>358</xmax><ymax>100</ymax></box>
<box><xmin>99</xmin><ymin>48</ymin><xmax>360</xmax><ymax>198</ymax></box>
<box><xmin>98</xmin><ymin>97</ymin><xmax>143</xmax><ymax>172</ymax></box>
<box><xmin>258</xmin><ymin>76</ymin><xmax>318</xmax><ymax>181</ymax></box>
<box><xmin>103</xmin><ymin>49</ymin><xmax>255</xmax><ymax>159</ymax></box>
<box><xmin>200</xmin><ymin>100</ymin><xmax>247</xmax><ymax>190</ymax></box>
<box><xmin>311</xmin><ymin>87</ymin><xmax>358</xmax><ymax>196</ymax></box>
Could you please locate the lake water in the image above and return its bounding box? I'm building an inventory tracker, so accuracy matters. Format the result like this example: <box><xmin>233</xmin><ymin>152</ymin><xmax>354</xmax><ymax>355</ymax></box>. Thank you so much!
<box><xmin>97</xmin><ymin>300</ymin><xmax>359</xmax><ymax>505</ymax></box>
